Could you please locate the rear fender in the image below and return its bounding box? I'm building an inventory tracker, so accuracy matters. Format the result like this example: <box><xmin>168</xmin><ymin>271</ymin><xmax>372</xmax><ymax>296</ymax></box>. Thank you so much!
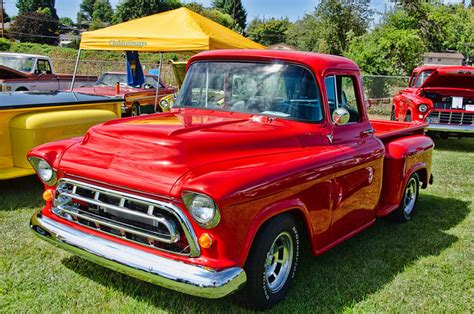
<box><xmin>381</xmin><ymin>135</ymin><xmax>434</xmax><ymax>207</ymax></box>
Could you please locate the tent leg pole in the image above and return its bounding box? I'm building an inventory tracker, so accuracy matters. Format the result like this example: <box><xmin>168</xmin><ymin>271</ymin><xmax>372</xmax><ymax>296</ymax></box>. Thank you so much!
<box><xmin>70</xmin><ymin>49</ymin><xmax>81</xmax><ymax>91</ymax></box>
<box><xmin>154</xmin><ymin>52</ymin><xmax>164</xmax><ymax>112</ymax></box>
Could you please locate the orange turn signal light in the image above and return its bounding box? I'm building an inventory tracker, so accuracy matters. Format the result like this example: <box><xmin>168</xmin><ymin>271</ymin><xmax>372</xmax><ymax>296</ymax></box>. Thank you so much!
<box><xmin>42</xmin><ymin>189</ymin><xmax>54</xmax><ymax>202</ymax></box>
<box><xmin>198</xmin><ymin>233</ymin><xmax>213</xmax><ymax>249</ymax></box>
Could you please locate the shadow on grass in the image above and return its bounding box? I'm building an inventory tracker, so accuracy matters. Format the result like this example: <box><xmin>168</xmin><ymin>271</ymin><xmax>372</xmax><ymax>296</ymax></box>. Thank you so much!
<box><xmin>61</xmin><ymin>194</ymin><xmax>469</xmax><ymax>312</ymax></box>
<box><xmin>0</xmin><ymin>175</ymin><xmax>43</xmax><ymax>211</ymax></box>
<box><xmin>431</xmin><ymin>138</ymin><xmax>474</xmax><ymax>153</ymax></box>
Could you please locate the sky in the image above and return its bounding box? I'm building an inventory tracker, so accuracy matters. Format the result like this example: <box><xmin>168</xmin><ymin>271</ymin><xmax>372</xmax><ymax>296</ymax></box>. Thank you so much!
<box><xmin>2</xmin><ymin>0</ymin><xmax>465</xmax><ymax>23</ymax></box>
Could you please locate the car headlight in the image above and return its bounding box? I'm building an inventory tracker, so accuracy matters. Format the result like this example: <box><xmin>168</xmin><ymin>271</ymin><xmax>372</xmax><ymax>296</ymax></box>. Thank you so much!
<box><xmin>160</xmin><ymin>99</ymin><xmax>170</xmax><ymax>109</ymax></box>
<box><xmin>182</xmin><ymin>192</ymin><xmax>220</xmax><ymax>228</ymax></box>
<box><xmin>28</xmin><ymin>157</ymin><xmax>57</xmax><ymax>186</ymax></box>
<box><xmin>418</xmin><ymin>104</ymin><xmax>428</xmax><ymax>113</ymax></box>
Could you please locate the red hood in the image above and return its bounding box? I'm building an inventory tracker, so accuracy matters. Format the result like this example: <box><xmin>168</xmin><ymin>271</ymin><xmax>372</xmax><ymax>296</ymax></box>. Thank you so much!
<box><xmin>0</xmin><ymin>65</ymin><xmax>30</xmax><ymax>79</ymax></box>
<box><xmin>420</xmin><ymin>66</ymin><xmax>474</xmax><ymax>90</ymax></box>
<box><xmin>59</xmin><ymin>109</ymin><xmax>317</xmax><ymax>197</ymax></box>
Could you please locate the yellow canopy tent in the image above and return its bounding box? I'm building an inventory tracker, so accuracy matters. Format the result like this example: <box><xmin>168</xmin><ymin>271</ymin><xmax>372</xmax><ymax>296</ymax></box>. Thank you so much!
<box><xmin>70</xmin><ymin>7</ymin><xmax>265</xmax><ymax>110</ymax></box>
<box><xmin>79</xmin><ymin>7</ymin><xmax>265</xmax><ymax>51</ymax></box>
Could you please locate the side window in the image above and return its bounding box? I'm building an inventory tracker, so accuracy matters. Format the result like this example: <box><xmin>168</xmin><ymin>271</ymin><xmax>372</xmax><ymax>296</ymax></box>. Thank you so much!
<box><xmin>408</xmin><ymin>72</ymin><xmax>418</xmax><ymax>87</ymax></box>
<box><xmin>325</xmin><ymin>75</ymin><xmax>361</xmax><ymax>123</ymax></box>
<box><xmin>37</xmin><ymin>60</ymin><xmax>52</xmax><ymax>74</ymax></box>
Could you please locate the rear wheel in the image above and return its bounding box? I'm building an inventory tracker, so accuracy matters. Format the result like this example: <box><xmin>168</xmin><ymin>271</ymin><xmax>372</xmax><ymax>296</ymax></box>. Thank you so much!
<box><xmin>131</xmin><ymin>103</ymin><xmax>140</xmax><ymax>116</ymax></box>
<box><xmin>15</xmin><ymin>87</ymin><xmax>28</xmax><ymax>91</ymax></box>
<box><xmin>391</xmin><ymin>173</ymin><xmax>420</xmax><ymax>222</ymax></box>
<box><xmin>236</xmin><ymin>214</ymin><xmax>299</xmax><ymax>310</ymax></box>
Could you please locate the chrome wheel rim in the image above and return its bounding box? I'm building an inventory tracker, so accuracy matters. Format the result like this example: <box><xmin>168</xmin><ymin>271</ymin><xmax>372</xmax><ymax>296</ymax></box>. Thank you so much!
<box><xmin>264</xmin><ymin>231</ymin><xmax>293</xmax><ymax>293</ymax></box>
<box><xmin>403</xmin><ymin>177</ymin><xmax>417</xmax><ymax>217</ymax></box>
<box><xmin>131</xmin><ymin>106</ymin><xmax>139</xmax><ymax>116</ymax></box>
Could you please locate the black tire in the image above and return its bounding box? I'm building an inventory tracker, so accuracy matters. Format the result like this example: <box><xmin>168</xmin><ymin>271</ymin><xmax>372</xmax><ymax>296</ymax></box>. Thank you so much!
<box><xmin>235</xmin><ymin>213</ymin><xmax>299</xmax><ymax>310</ymax></box>
<box><xmin>390</xmin><ymin>173</ymin><xmax>420</xmax><ymax>222</ymax></box>
<box><xmin>131</xmin><ymin>103</ymin><xmax>140</xmax><ymax>116</ymax></box>
<box><xmin>15</xmin><ymin>87</ymin><xmax>28</xmax><ymax>91</ymax></box>
<box><xmin>404</xmin><ymin>111</ymin><xmax>412</xmax><ymax>122</ymax></box>
<box><xmin>390</xmin><ymin>107</ymin><xmax>396</xmax><ymax>121</ymax></box>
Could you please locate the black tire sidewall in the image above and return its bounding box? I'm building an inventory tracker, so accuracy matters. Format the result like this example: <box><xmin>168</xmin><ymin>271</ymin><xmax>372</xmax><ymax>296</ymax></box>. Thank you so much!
<box><xmin>131</xmin><ymin>104</ymin><xmax>140</xmax><ymax>116</ymax></box>
<box><xmin>241</xmin><ymin>214</ymin><xmax>299</xmax><ymax>309</ymax></box>
<box><xmin>402</xmin><ymin>173</ymin><xmax>420</xmax><ymax>221</ymax></box>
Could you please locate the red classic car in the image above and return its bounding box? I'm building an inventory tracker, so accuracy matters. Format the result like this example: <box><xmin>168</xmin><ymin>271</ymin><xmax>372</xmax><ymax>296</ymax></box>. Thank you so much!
<box><xmin>392</xmin><ymin>65</ymin><xmax>474</xmax><ymax>137</ymax></box>
<box><xmin>29</xmin><ymin>50</ymin><xmax>434</xmax><ymax>309</ymax></box>
<box><xmin>74</xmin><ymin>72</ymin><xmax>177</xmax><ymax>116</ymax></box>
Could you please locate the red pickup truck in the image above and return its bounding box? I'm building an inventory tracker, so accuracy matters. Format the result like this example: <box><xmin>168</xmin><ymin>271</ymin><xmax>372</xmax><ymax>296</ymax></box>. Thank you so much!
<box><xmin>392</xmin><ymin>65</ymin><xmax>474</xmax><ymax>138</ymax></box>
<box><xmin>29</xmin><ymin>50</ymin><xmax>434</xmax><ymax>309</ymax></box>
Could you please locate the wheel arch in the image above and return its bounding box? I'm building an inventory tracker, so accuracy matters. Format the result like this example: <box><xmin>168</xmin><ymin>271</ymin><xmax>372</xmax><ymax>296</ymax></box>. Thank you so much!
<box><xmin>239</xmin><ymin>201</ymin><xmax>314</xmax><ymax>267</ymax></box>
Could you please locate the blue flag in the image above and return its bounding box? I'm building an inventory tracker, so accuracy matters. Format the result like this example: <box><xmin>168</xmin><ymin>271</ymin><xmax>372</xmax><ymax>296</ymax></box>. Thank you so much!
<box><xmin>126</xmin><ymin>51</ymin><xmax>145</xmax><ymax>87</ymax></box>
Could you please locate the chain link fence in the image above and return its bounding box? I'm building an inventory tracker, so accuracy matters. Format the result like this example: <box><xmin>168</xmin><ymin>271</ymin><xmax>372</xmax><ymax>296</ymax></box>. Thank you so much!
<box><xmin>362</xmin><ymin>75</ymin><xmax>410</xmax><ymax>117</ymax></box>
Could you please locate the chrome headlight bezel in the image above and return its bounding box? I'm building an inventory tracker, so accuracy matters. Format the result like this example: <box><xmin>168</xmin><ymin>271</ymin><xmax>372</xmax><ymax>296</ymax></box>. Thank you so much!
<box><xmin>418</xmin><ymin>104</ymin><xmax>428</xmax><ymax>113</ymax></box>
<box><xmin>28</xmin><ymin>157</ymin><xmax>57</xmax><ymax>186</ymax></box>
<box><xmin>182</xmin><ymin>192</ymin><xmax>221</xmax><ymax>229</ymax></box>
<box><xmin>160</xmin><ymin>99</ymin><xmax>170</xmax><ymax>109</ymax></box>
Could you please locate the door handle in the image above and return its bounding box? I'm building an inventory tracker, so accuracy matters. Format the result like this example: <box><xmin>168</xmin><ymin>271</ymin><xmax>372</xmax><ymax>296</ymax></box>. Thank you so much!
<box><xmin>360</xmin><ymin>128</ymin><xmax>374</xmax><ymax>137</ymax></box>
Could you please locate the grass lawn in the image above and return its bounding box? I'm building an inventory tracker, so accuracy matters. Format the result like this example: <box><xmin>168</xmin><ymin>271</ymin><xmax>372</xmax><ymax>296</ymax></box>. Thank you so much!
<box><xmin>1</xmin><ymin>139</ymin><xmax>473</xmax><ymax>313</ymax></box>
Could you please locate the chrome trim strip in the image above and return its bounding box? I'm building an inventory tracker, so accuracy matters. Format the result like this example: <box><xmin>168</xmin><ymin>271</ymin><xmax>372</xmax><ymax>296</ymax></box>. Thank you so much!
<box><xmin>57</xmin><ymin>205</ymin><xmax>175</xmax><ymax>243</ymax></box>
<box><xmin>426</xmin><ymin>124</ymin><xmax>474</xmax><ymax>133</ymax></box>
<box><xmin>55</xmin><ymin>178</ymin><xmax>201</xmax><ymax>257</ymax></box>
<box><xmin>31</xmin><ymin>211</ymin><xmax>246</xmax><ymax>298</ymax></box>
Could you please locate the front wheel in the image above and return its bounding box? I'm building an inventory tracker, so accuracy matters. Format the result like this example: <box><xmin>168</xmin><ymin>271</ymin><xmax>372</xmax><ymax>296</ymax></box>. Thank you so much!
<box><xmin>391</xmin><ymin>173</ymin><xmax>420</xmax><ymax>222</ymax></box>
<box><xmin>236</xmin><ymin>214</ymin><xmax>299</xmax><ymax>310</ymax></box>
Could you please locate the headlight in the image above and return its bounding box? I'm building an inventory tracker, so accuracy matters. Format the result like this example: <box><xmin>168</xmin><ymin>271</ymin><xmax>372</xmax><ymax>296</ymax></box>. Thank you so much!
<box><xmin>418</xmin><ymin>104</ymin><xmax>428</xmax><ymax>113</ymax></box>
<box><xmin>160</xmin><ymin>99</ymin><xmax>170</xmax><ymax>109</ymax></box>
<box><xmin>182</xmin><ymin>192</ymin><xmax>220</xmax><ymax>228</ymax></box>
<box><xmin>28</xmin><ymin>157</ymin><xmax>57</xmax><ymax>186</ymax></box>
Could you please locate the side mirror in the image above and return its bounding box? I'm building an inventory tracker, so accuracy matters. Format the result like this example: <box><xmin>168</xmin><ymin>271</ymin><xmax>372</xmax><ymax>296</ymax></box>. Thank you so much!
<box><xmin>332</xmin><ymin>108</ymin><xmax>350</xmax><ymax>125</ymax></box>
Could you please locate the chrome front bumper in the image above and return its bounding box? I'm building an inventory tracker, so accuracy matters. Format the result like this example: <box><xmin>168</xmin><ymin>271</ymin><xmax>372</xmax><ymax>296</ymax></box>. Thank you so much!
<box><xmin>30</xmin><ymin>210</ymin><xmax>246</xmax><ymax>298</ymax></box>
<box><xmin>426</xmin><ymin>124</ymin><xmax>474</xmax><ymax>133</ymax></box>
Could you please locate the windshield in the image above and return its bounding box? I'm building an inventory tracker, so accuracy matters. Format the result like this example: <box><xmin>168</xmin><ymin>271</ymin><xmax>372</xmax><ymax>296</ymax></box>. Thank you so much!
<box><xmin>96</xmin><ymin>73</ymin><xmax>162</xmax><ymax>88</ymax></box>
<box><xmin>0</xmin><ymin>55</ymin><xmax>35</xmax><ymax>72</ymax></box>
<box><xmin>175</xmin><ymin>61</ymin><xmax>323</xmax><ymax>122</ymax></box>
<box><xmin>414</xmin><ymin>70</ymin><xmax>434</xmax><ymax>87</ymax></box>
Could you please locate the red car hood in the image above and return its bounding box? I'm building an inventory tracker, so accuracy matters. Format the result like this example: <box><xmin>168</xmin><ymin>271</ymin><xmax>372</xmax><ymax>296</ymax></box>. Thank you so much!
<box><xmin>59</xmin><ymin>109</ymin><xmax>312</xmax><ymax>197</ymax></box>
<box><xmin>420</xmin><ymin>66</ymin><xmax>474</xmax><ymax>90</ymax></box>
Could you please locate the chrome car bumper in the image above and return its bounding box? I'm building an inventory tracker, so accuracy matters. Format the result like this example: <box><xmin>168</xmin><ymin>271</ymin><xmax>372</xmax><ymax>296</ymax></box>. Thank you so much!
<box><xmin>426</xmin><ymin>124</ymin><xmax>474</xmax><ymax>133</ymax></box>
<box><xmin>30</xmin><ymin>210</ymin><xmax>246</xmax><ymax>298</ymax></box>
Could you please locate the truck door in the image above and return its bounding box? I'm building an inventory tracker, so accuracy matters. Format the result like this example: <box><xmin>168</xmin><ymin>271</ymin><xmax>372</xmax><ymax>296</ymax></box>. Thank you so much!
<box><xmin>35</xmin><ymin>59</ymin><xmax>59</xmax><ymax>91</ymax></box>
<box><xmin>324</xmin><ymin>74</ymin><xmax>384</xmax><ymax>243</ymax></box>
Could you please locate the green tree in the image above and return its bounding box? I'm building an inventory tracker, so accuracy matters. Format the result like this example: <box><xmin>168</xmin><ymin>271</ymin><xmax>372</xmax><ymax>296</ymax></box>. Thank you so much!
<box><xmin>246</xmin><ymin>17</ymin><xmax>291</xmax><ymax>46</ymax></box>
<box><xmin>346</xmin><ymin>26</ymin><xmax>426</xmax><ymax>76</ymax></box>
<box><xmin>10</xmin><ymin>11</ymin><xmax>59</xmax><ymax>45</ymax></box>
<box><xmin>185</xmin><ymin>2</ymin><xmax>235</xmax><ymax>28</ymax></box>
<box><xmin>59</xmin><ymin>17</ymin><xmax>74</xmax><ymax>27</ymax></box>
<box><xmin>2</xmin><ymin>7</ymin><xmax>10</xmax><ymax>23</ymax></box>
<box><xmin>77</xmin><ymin>0</ymin><xmax>95</xmax><ymax>23</ymax></box>
<box><xmin>212</xmin><ymin>0</ymin><xmax>247</xmax><ymax>32</ymax></box>
<box><xmin>286</xmin><ymin>0</ymin><xmax>371</xmax><ymax>55</ymax></box>
<box><xmin>92</xmin><ymin>0</ymin><xmax>113</xmax><ymax>23</ymax></box>
<box><xmin>16</xmin><ymin>0</ymin><xmax>57</xmax><ymax>19</ymax></box>
<box><xmin>113</xmin><ymin>0</ymin><xmax>181</xmax><ymax>23</ymax></box>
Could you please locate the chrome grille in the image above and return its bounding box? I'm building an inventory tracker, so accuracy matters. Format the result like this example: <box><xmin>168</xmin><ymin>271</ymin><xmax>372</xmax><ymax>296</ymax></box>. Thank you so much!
<box><xmin>52</xmin><ymin>178</ymin><xmax>200</xmax><ymax>256</ymax></box>
<box><xmin>427</xmin><ymin>110</ymin><xmax>474</xmax><ymax>126</ymax></box>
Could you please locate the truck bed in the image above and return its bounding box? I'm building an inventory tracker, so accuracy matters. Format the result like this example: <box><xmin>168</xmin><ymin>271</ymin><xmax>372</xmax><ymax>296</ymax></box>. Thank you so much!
<box><xmin>371</xmin><ymin>119</ymin><xmax>428</xmax><ymax>142</ymax></box>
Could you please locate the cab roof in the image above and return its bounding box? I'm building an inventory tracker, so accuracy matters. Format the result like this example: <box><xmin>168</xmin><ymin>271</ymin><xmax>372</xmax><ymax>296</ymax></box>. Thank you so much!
<box><xmin>413</xmin><ymin>65</ymin><xmax>473</xmax><ymax>73</ymax></box>
<box><xmin>189</xmin><ymin>49</ymin><xmax>359</xmax><ymax>73</ymax></box>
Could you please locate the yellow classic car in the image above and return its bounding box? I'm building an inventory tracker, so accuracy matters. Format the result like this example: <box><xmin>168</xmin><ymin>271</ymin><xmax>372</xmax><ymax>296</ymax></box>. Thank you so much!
<box><xmin>0</xmin><ymin>91</ymin><xmax>121</xmax><ymax>180</ymax></box>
